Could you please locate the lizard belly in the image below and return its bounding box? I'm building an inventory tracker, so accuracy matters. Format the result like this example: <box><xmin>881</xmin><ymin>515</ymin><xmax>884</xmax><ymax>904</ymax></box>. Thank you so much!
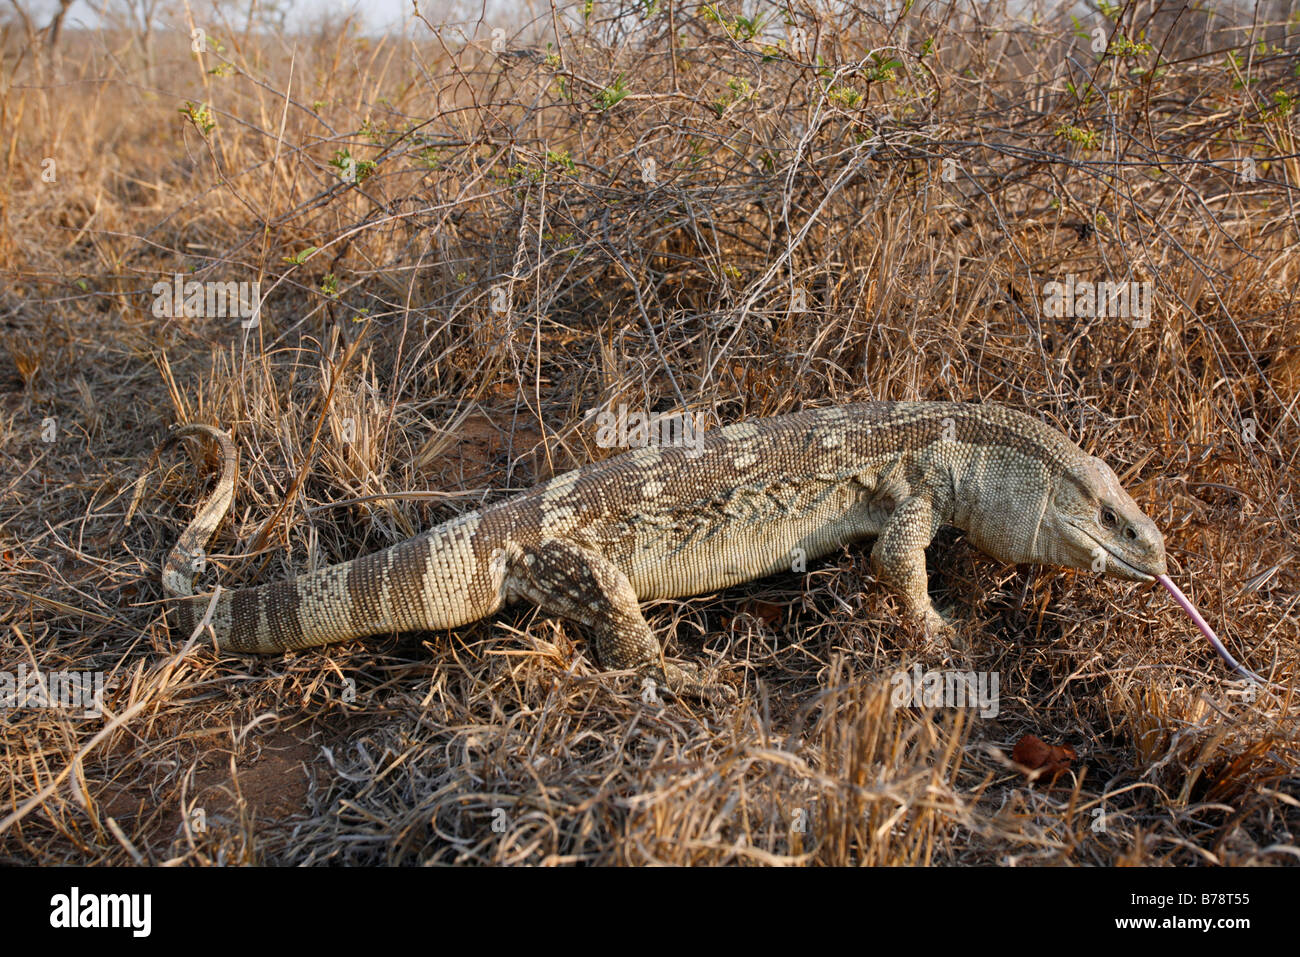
<box><xmin>623</xmin><ymin>486</ymin><xmax>885</xmax><ymax>600</ymax></box>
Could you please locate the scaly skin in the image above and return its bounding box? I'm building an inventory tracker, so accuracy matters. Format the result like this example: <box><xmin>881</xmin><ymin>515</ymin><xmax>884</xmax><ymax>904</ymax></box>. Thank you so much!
<box><xmin>160</xmin><ymin>402</ymin><xmax>1167</xmax><ymax>697</ymax></box>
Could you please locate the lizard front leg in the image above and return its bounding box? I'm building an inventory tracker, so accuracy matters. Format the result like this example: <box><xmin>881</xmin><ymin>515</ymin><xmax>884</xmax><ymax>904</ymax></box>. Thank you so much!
<box><xmin>506</xmin><ymin>537</ymin><xmax>732</xmax><ymax>701</ymax></box>
<box><xmin>870</xmin><ymin>492</ymin><xmax>952</xmax><ymax>637</ymax></box>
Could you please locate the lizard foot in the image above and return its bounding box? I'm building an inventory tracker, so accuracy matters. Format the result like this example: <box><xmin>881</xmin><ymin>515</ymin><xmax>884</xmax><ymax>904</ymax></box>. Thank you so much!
<box><xmin>901</xmin><ymin>605</ymin><xmax>966</xmax><ymax>658</ymax></box>
<box><xmin>908</xmin><ymin>605</ymin><xmax>973</xmax><ymax>669</ymax></box>
<box><xmin>642</xmin><ymin>662</ymin><xmax>737</xmax><ymax>705</ymax></box>
<box><xmin>918</xmin><ymin>605</ymin><xmax>956</xmax><ymax>641</ymax></box>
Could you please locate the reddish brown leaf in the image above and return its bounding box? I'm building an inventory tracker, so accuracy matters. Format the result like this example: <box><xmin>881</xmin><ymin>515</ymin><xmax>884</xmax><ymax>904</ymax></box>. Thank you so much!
<box><xmin>1012</xmin><ymin>734</ymin><xmax>1077</xmax><ymax>784</ymax></box>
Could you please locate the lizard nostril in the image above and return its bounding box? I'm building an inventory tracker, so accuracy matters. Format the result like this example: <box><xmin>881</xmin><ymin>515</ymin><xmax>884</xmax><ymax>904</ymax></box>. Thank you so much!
<box><xmin>1123</xmin><ymin>527</ymin><xmax>1137</xmax><ymax>541</ymax></box>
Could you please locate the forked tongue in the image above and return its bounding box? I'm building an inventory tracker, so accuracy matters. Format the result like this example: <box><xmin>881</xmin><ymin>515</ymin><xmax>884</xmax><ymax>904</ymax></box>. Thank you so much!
<box><xmin>1157</xmin><ymin>574</ymin><xmax>1266</xmax><ymax>685</ymax></box>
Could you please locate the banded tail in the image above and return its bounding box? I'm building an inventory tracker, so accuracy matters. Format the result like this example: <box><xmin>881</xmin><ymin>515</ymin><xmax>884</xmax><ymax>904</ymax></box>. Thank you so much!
<box><xmin>160</xmin><ymin>424</ymin><xmax>508</xmax><ymax>652</ymax></box>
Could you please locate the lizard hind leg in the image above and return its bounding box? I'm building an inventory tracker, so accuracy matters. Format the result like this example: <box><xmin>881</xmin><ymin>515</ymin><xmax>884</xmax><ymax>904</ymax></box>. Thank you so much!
<box><xmin>507</xmin><ymin>537</ymin><xmax>732</xmax><ymax>701</ymax></box>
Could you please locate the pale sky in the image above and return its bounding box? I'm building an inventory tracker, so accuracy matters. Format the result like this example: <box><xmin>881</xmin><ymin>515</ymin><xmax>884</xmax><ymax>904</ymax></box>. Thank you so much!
<box><xmin>29</xmin><ymin>0</ymin><xmax>548</xmax><ymax>36</ymax></box>
<box><xmin>24</xmin><ymin>0</ymin><xmax>1277</xmax><ymax>42</ymax></box>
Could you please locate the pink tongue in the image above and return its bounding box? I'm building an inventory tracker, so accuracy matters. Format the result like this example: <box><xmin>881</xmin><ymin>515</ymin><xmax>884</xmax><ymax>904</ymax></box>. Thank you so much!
<box><xmin>1156</xmin><ymin>574</ymin><xmax>1265</xmax><ymax>685</ymax></box>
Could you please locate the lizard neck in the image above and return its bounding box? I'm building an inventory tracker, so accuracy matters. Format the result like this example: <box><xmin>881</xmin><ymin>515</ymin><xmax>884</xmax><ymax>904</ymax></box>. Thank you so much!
<box><xmin>950</xmin><ymin>445</ymin><xmax>1054</xmax><ymax>565</ymax></box>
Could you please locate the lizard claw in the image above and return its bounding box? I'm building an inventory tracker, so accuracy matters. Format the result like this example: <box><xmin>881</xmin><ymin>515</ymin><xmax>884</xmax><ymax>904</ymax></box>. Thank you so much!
<box><xmin>644</xmin><ymin>663</ymin><xmax>737</xmax><ymax>704</ymax></box>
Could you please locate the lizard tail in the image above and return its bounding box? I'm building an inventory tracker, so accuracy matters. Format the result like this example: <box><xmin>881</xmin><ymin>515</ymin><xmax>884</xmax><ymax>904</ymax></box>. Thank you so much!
<box><xmin>161</xmin><ymin>424</ymin><xmax>238</xmax><ymax>601</ymax></box>
<box><xmin>160</xmin><ymin>424</ymin><xmax>507</xmax><ymax>653</ymax></box>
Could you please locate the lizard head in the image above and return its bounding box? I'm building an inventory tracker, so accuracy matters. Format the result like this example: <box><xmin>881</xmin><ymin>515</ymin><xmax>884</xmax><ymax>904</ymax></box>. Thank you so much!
<box><xmin>1041</xmin><ymin>455</ymin><xmax>1166</xmax><ymax>581</ymax></box>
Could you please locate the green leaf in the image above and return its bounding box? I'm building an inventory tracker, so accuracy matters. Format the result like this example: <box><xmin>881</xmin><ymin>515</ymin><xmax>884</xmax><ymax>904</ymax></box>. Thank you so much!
<box><xmin>283</xmin><ymin>247</ymin><xmax>318</xmax><ymax>265</ymax></box>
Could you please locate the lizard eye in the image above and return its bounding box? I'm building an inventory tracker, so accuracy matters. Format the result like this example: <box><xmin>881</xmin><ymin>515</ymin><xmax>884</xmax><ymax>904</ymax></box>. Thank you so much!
<box><xmin>1100</xmin><ymin>506</ymin><xmax>1117</xmax><ymax>527</ymax></box>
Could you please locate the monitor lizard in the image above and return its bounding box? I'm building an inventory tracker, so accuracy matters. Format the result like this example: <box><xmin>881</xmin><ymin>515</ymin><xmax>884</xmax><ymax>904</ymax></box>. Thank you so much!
<box><xmin>156</xmin><ymin>401</ymin><xmax>1242</xmax><ymax>698</ymax></box>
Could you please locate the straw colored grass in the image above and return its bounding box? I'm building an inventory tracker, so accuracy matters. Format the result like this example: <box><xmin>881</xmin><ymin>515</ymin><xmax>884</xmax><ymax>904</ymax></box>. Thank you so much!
<box><xmin>1</xmin><ymin>0</ymin><xmax>1297</xmax><ymax>865</ymax></box>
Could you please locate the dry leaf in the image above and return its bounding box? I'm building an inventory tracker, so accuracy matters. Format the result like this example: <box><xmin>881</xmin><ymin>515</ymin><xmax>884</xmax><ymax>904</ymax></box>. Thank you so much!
<box><xmin>1012</xmin><ymin>734</ymin><xmax>1077</xmax><ymax>785</ymax></box>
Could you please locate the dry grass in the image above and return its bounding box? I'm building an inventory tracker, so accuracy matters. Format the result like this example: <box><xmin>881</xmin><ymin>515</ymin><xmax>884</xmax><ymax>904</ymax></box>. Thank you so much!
<box><xmin>1</xmin><ymin>0</ymin><xmax>1298</xmax><ymax>865</ymax></box>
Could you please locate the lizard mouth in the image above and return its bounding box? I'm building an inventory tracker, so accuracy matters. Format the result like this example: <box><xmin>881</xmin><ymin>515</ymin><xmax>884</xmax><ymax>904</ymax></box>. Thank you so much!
<box><xmin>1070</xmin><ymin>524</ymin><xmax>1159</xmax><ymax>582</ymax></box>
